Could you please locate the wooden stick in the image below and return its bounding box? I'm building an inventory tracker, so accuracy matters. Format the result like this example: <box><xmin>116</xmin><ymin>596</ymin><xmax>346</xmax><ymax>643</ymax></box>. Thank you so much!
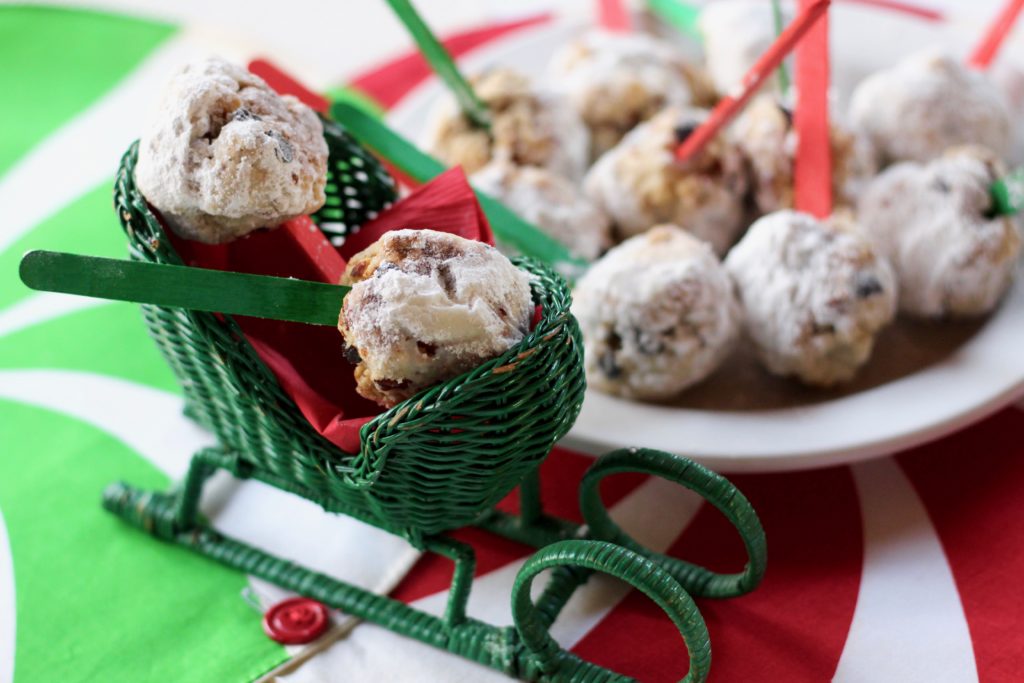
<box><xmin>597</xmin><ymin>0</ymin><xmax>632</xmax><ymax>32</ymax></box>
<box><xmin>675</xmin><ymin>0</ymin><xmax>832</xmax><ymax>162</ymax></box>
<box><xmin>384</xmin><ymin>0</ymin><xmax>491</xmax><ymax>128</ymax></box>
<box><xmin>19</xmin><ymin>251</ymin><xmax>348</xmax><ymax>326</ymax></box>
<box><xmin>793</xmin><ymin>0</ymin><xmax>833</xmax><ymax>218</ymax></box>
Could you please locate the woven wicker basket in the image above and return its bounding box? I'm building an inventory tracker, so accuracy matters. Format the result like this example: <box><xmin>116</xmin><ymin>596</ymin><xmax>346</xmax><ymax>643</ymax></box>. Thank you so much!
<box><xmin>114</xmin><ymin>126</ymin><xmax>586</xmax><ymax>538</ymax></box>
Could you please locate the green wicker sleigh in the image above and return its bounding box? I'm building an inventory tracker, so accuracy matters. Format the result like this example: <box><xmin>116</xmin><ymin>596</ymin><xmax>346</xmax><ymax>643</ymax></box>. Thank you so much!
<box><xmin>101</xmin><ymin>122</ymin><xmax>768</xmax><ymax>683</ymax></box>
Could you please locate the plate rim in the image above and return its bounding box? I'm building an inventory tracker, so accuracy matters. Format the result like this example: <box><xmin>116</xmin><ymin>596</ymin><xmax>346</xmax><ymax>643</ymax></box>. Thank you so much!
<box><xmin>384</xmin><ymin>11</ymin><xmax>1024</xmax><ymax>473</ymax></box>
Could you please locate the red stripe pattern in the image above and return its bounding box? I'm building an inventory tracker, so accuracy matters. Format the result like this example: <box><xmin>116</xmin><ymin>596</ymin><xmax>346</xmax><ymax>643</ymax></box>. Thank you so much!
<box><xmin>899</xmin><ymin>408</ymin><xmax>1024</xmax><ymax>682</ymax></box>
<box><xmin>342</xmin><ymin>16</ymin><xmax>1024</xmax><ymax>681</ymax></box>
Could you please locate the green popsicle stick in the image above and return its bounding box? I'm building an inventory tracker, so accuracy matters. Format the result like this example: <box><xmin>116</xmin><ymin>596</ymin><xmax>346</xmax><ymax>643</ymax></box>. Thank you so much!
<box><xmin>384</xmin><ymin>0</ymin><xmax>491</xmax><ymax>129</ymax></box>
<box><xmin>19</xmin><ymin>251</ymin><xmax>348</xmax><ymax>326</ymax></box>
<box><xmin>991</xmin><ymin>167</ymin><xmax>1024</xmax><ymax>216</ymax></box>
<box><xmin>330</xmin><ymin>101</ymin><xmax>587</xmax><ymax>279</ymax></box>
<box><xmin>333</xmin><ymin>101</ymin><xmax>446</xmax><ymax>184</ymax></box>
<box><xmin>326</xmin><ymin>85</ymin><xmax>387</xmax><ymax>120</ymax></box>
<box><xmin>772</xmin><ymin>0</ymin><xmax>792</xmax><ymax>94</ymax></box>
<box><xmin>646</xmin><ymin>0</ymin><xmax>702</xmax><ymax>40</ymax></box>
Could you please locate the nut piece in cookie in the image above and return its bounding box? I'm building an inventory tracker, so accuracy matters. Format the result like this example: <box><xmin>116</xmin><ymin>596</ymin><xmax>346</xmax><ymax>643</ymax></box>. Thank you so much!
<box><xmin>338</xmin><ymin>229</ymin><xmax>533</xmax><ymax>408</ymax></box>
<box><xmin>135</xmin><ymin>58</ymin><xmax>328</xmax><ymax>244</ymax></box>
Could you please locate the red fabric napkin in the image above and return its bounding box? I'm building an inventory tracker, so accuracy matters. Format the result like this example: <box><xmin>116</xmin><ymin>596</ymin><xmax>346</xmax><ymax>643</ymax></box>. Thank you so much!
<box><xmin>168</xmin><ymin>166</ymin><xmax>494</xmax><ymax>453</ymax></box>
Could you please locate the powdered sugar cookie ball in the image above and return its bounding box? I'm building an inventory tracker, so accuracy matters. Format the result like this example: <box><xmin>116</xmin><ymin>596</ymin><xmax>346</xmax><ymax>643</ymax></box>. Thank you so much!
<box><xmin>472</xmin><ymin>160</ymin><xmax>611</xmax><ymax>261</ymax></box>
<box><xmin>572</xmin><ymin>225</ymin><xmax>740</xmax><ymax>400</ymax></box>
<box><xmin>135</xmin><ymin>58</ymin><xmax>328</xmax><ymax>244</ymax></box>
<box><xmin>857</xmin><ymin>147</ymin><xmax>1021</xmax><ymax>318</ymax></box>
<box><xmin>698</xmin><ymin>0</ymin><xmax>793</xmax><ymax>97</ymax></box>
<box><xmin>725</xmin><ymin>211</ymin><xmax>897</xmax><ymax>386</ymax></box>
<box><xmin>548</xmin><ymin>30</ymin><xmax>698</xmax><ymax>156</ymax></box>
<box><xmin>584</xmin><ymin>105</ymin><xmax>749</xmax><ymax>254</ymax></box>
<box><xmin>849</xmin><ymin>50</ymin><xmax>1012</xmax><ymax>165</ymax></box>
<box><xmin>338</xmin><ymin>229</ymin><xmax>533</xmax><ymax>408</ymax></box>
<box><xmin>423</xmin><ymin>68</ymin><xmax>589</xmax><ymax>181</ymax></box>
<box><xmin>733</xmin><ymin>94</ymin><xmax>876</xmax><ymax>213</ymax></box>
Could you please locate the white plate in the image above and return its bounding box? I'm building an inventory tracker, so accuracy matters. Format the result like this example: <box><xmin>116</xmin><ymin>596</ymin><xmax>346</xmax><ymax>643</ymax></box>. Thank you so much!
<box><xmin>387</xmin><ymin>6</ymin><xmax>1024</xmax><ymax>472</ymax></box>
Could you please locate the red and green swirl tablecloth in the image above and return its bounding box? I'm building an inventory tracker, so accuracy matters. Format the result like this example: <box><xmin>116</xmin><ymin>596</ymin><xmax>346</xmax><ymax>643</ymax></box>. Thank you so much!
<box><xmin>1</xmin><ymin>5</ymin><xmax>1023</xmax><ymax>682</ymax></box>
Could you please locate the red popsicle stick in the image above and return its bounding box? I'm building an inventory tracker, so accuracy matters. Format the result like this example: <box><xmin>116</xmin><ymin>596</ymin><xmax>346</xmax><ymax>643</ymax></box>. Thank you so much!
<box><xmin>794</xmin><ymin>0</ymin><xmax>833</xmax><ymax>218</ymax></box>
<box><xmin>967</xmin><ymin>0</ymin><xmax>1024</xmax><ymax>70</ymax></box>
<box><xmin>675</xmin><ymin>0</ymin><xmax>832</xmax><ymax>162</ymax></box>
<box><xmin>248</xmin><ymin>59</ymin><xmax>329</xmax><ymax>113</ymax></box>
<box><xmin>597</xmin><ymin>0</ymin><xmax>632</xmax><ymax>32</ymax></box>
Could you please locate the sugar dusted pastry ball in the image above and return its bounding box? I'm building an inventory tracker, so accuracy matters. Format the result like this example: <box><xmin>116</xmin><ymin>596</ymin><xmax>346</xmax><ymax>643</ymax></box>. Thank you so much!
<box><xmin>423</xmin><ymin>68</ymin><xmax>589</xmax><ymax>181</ymax></box>
<box><xmin>857</xmin><ymin>147</ymin><xmax>1021</xmax><ymax>318</ymax></box>
<box><xmin>698</xmin><ymin>0</ymin><xmax>792</xmax><ymax>97</ymax></box>
<box><xmin>548</xmin><ymin>30</ymin><xmax>698</xmax><ymax>156</ymax></box>
<box><xmin>733</xmin><ymin>94</ymin><xmax>876</xmax><ymax>213</ymax></box>
<box><xmin>584</xmin><ymin>105</ymin><xmax>749</xmax><ymax>255</ymax></box>
<box><xmin>338</xmin><ymin>229</ymin><xmax>533</xmax><ymax>408</ymax></box>
<box><xmin>472</xmin><ymin>160</ymin><xmax>611</xmax><ymax>261</ymax></box>
<box><xmin>572</xmin><ymin>225</ymin><xmax>740</xmax><ymax>400</ymax></box>
<box><xmin>849</xmin><ymin>50</ymin><xmax>1012</xmax><ymax>165</ymax></box>
<box><xmin>725</xmin><ymin>211</ymin><xmax>897</xmax><ymax>386</ymax></box>
<box><xmin>135</xmin><ymin>58</ymin><xmax>328</xmax><ymax>244</ymax></box>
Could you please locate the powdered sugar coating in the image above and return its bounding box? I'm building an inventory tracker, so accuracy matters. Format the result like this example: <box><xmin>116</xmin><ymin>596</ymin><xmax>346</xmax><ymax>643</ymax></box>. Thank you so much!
<box><xmin>584</xmin><ymin>105</ymin><xmax>749</xmax><ymax>255</ymax></box>
<box><xmin>548</xmin><ymin>30</ymin><xmax>694</xmax><ymax>156</ymax></box>
<box><xmin>857</xmin><ymin>147</ymin><xmax>1021</xmax><ymax>318</ymax></box>
<box><xmin>338</xmin><ymin>229</ymin><xmax>533</xmax><ymax>408</ymax></box>
<box><xmin>572</xmin><ymin>225</ymin><xmax>740</xmax><ymax>400</ymax></box>
<box><xmin>471</xmin><ymin>160</ymin><xmax>611</xmax><ymax>261</ymax></box>
<box><xmin>698</xmin><ymin>0</ymin><xmax>792</xmax><ymax>96</ymax></box>
<box><xmin>849</xmin><ymin>50</ymin><xmax>1012</xmax><ymax>165</ymax></box>
<box><xmin>725</xmin><ymin>211</ymin><xmax>897</xmax><ymax>386</ymax></box>
<box><xmin>993</xmin><ymin>61</ymin><xmax>1024</xmax><ymax>113</ymax></box>
<box><xmin>422</xmin><ymin>68</ymin><xmax>589</xmax><ymax>181</ymax></box>
<box><xmin>991</xmin><ymin>62</ymin><xmax>1024</xmax><ymax>164</ymax></box>
<box><xmin>733</xmin><ymin>94</ymin><xmax>877</xmax><ymax>213</ymax></box>
<box><xmin>135</xmin><ymin>58</ymin><xmax>328</xmax><ymax>244</ymax></box>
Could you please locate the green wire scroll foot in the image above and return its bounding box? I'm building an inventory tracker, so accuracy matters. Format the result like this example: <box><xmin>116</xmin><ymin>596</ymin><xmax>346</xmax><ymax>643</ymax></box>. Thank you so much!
<box><xmin>580</xmin><ymin>448</ymin><xmax>768</xmax><ymax>599</ymax></box>
<box><xmin>100</xmin><ymin>447</ymin><xmax>764</xmax><ymax>683</ymax></box>
<box><xmin>103</xmin><ymin>482</ymin><xmax>190</xmax><ymax>539</ymax></box>
<box><xmin>512</xmin><ymin>539</ymin><xmax>711</xmax><ymax>683</ymax></box>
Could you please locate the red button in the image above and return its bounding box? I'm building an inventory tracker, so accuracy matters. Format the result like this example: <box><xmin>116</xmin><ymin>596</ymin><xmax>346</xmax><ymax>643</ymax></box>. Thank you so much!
<box><xmin>262</xmin><ymin>597</ymin><xmax>330</xmax><ymax>644</ymax></box>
